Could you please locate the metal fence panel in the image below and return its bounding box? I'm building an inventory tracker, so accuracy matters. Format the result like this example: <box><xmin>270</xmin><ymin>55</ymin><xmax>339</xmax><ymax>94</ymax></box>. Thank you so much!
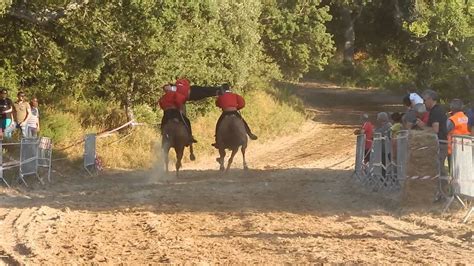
<box><xmin>84</xmin><ymin>134</ymin><xmax>96</xmax><ymax>174</ymax></box>
<box><xmin>367</xmin><ymin>133</ymin><xmax>384</xmax><ymax>189</ymax></box>
<box><xmin>452</xmin><ymin>135</ymin><xmax>474</xmax><ymax>198</ymax></box>
<box><xmin>20</xmin><ymin>138</ymin><xmax>38</xmax><ymax>176</ymax></box>
<box><xmin>369</xmin><ymin>133</ymin><xmax>383</xmax><ymax>177</ymax></box>
<box><xmin>0</xmin><ymin>141</ymin><xmax>9</xmax><ymax>188</ymax></box>
<box><xmin>19</xmin><ymin>138</ymin><xmax>41</xmax><ymax>186</ymax></box>
<box><xmin>396</xmin><ymin>130</ymin><xmax>409</xmax><ymax>182</ymax></box>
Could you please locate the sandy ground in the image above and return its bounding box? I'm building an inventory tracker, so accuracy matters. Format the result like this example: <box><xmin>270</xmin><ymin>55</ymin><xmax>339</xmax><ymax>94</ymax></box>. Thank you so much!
<box><xmin>0</xmin><ymin>82</ymin><xmax>472</xmax><ymax>264</ymax></box>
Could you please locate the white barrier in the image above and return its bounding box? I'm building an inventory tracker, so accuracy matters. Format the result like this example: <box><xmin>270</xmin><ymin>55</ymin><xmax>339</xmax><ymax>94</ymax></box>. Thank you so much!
<box><xmin>83</xmin><ymin>133</ymin><xmax>96</xmax><ymax>175</ymax></box>
<box><xmin>445</xmin><ymin>135</ymin><xmax>474</xmax><ymax>223</ymax></box>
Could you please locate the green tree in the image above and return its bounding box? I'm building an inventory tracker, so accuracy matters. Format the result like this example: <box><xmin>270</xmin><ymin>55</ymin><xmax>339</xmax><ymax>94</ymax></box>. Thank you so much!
<box><xmin>260</xmin><ymin>0</ymin><xmax>335</xmax><ymax>79</ymax></box>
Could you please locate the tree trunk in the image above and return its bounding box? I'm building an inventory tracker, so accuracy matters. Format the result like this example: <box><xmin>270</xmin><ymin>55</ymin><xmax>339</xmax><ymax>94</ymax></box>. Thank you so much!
<box><xmin>341</xmin><ymin>6</ymin><xmax>355</xmax><ymax>66</ymax></box>
<box><xmin>125</xmin><ymin>75</ymin><xmax>135</xmax><ymax>123</ymax></box>
<box><xmin>125</xmin><ymin>92</ymin><xmax>135</xmax><ymax>122</ymax></box>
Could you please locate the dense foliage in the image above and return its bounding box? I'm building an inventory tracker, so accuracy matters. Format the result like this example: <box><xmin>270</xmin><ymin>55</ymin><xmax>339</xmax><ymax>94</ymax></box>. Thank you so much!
<box><xmin>0</xmin><ymin>0</ymin><xmax>472</xmax><ymax>113</ymax></box>
<box><xmin>321</xmin><ymin>0</ymin><xmax>473</xmax><ymax>98</ymax></box>
<box><xmin>0</xmin><ymin>0</ymin><xmax>332</xmax><ymax>109</ymax></box>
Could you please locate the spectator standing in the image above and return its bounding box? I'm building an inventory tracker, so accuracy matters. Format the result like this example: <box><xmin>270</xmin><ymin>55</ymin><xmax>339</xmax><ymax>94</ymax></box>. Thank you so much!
<box><xmin>390</xmin><ymin>112</ymin><xmax>403</xmax><ymax>137</ymax></box>
<box><xmin>419</xmin><ymin>89</ymin><xmax>450</xmax><ymax>202</ymax></box>
<box><xmin>390</xmin><ymin>112</ymin><xmax>403</xmax><ymax>162</ymax></box>
<box><xmin>375</xmin><ymin>112</ymin><xmax>392</xmax><ymax>138</ymax></box>
<box><xmin>13</xmin><ymin>91</ymin><xmax>31</xmax><ymax>138</ymax></box>
<box><xmin>27</xmin><ymin>97</ymin><xmax>40</xmax><ymax>138</ymax></box>
<box><xmin>403</xmin><ymin>94</ymin><xmax>429</xmax><ymax>126</ymax></box>
<box><xmin>447</xmin><ymin>99</ymin><xmax>470</xmax><ymax>170</ymax></box>
<box><xmin>354</xmin><ymin>113</ymin><xmax>373</xmax><ymax>163</ymax></box>
<box><xmin>0</xmin><ymin>88</ymin><xmax>15</xmax><ymax>138</ymax></box>
<box><xmin>420</xmin><ymin>90</ymin><xmax>448</xmax><ymax>178</ymax></box>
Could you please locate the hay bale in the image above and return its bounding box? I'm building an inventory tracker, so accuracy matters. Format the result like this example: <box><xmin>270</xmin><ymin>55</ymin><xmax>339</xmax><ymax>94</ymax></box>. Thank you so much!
<box><xmin>401</xmin><ymin>130</ymin><xmax>439</xmax><ymax>206</ymax></box>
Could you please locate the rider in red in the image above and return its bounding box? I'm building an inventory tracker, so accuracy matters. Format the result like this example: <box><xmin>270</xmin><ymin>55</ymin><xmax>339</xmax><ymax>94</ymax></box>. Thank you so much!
<box><xmin>174</xmin><ymin>78</ymin><xmax>197</xmax><ymax>143</ymax></box>
<box><xmin>158</xmin><ymin>84</ymin><xmax>195</xmax><ymax>139</ymax></box>
<box><xmin>212</xmin><ymin>83</ymin><xmax>257</xmax><ymax>148</ymax></box>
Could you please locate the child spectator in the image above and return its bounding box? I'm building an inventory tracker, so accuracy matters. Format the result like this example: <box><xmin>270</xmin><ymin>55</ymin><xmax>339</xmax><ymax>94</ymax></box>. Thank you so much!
<box><xmin>27</xmin><ymin>97</ymin><xmax>40</xmax><ymax>137</ymax></box>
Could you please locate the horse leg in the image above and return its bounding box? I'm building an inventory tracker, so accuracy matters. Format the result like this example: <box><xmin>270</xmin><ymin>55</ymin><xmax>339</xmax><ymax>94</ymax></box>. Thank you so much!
<box><xmin>163</xmin><ymin>143</ymin><xmax>171</xmax><ymax>173</ymax></box>
<box><xmin>242</xmin><ymin>145</ymin><xmax>248</xmax><ymax>170</ymax></box>
<box><xmin>189</xmin><ymin>143</ymin><xmax>196</xmax><ymax>161</ymax></box>
<box><xmin>226</xmin><ymin>148</ymin><xmax>238</xmax><ymax>172</ymax></box>
<box><xmin>217</xmin><ymin>148</ymin><xmax>226</xmax><ymax>171</ymax></box>
<box><xmin>175</xmin><ymin>146</ymin><xmax>184</xmax><ymax>177</ymax></box>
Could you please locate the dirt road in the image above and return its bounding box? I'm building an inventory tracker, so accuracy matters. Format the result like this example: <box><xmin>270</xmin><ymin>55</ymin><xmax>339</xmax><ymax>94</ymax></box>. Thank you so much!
<box><xmin>0</xmin><ymin>82</ymin><xmax>472</xmax><ymax>264</ymax></box>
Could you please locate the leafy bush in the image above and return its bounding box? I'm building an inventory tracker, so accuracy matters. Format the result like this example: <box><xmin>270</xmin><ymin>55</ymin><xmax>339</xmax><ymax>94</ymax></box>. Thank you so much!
<box><xmin>133</xmin><ymin>104</ymin><xmax>159</xmax><ymax>125</ymax></box>
<box><xmin>40</xmin><ymin>110</ymin><xmax>83</xmax><ymax>143</ymax></box>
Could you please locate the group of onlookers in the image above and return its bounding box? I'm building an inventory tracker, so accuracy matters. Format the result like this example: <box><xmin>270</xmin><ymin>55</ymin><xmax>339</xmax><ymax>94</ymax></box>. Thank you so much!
<box><xmin>356</xmin><ymin>89</ymin><xmax>474</xmax><ymax>179</ymax></box>
<box><xmin>0</xmin><ymin>87</ymin><xmax>40</xmax><ymax>139</ymax></box>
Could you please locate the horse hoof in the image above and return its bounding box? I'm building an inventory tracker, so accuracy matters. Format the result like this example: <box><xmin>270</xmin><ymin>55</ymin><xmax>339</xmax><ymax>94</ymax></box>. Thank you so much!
<box><xmin>190</xmin><ymin>154</ymin><xmax>196</xmax><ymax>161</ymax></box>
<box><xmin>243</xmin><ymin>166</ymin><xmax>249</xmax><ymax>171</ymax></box>
<box><xmin>219</xmin><ymin>166</ymin><xmax>225</xmax><ymax>171</ymax></box>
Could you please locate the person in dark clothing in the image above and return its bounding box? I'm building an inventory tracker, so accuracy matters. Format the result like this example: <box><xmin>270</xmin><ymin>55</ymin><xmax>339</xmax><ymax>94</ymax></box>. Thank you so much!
<box><xmin>0</xmin><ymin>88</ymin><xmax>15</xmax><ymax>138</ymax></box>
<box><xmin>421</xmin><ymin>89</ymin><xmax>449</xmax><ymax>201</ymax></box>
<box><xmin>212</xmin><ymin>84</ymin><xmax>257</xmax><ymax>148</ymax></box>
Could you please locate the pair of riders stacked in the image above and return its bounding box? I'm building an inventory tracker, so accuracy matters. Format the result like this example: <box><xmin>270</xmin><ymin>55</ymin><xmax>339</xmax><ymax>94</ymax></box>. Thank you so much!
<box><xmin>158</xmin><ymin>78</ymin><xmax>257</xmax><ymax>147</ymax></box>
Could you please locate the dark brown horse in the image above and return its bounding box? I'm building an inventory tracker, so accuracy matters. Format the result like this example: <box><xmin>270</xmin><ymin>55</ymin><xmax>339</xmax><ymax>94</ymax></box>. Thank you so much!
<box><xmin>162</xmin><ymin>118</ymin><xmax>194</xmax><ymax>176</ymax></box>
<box><xmin>216</xmin><ymin>114</ymin><xmax>248</xmax><ymax>171</ymax></box>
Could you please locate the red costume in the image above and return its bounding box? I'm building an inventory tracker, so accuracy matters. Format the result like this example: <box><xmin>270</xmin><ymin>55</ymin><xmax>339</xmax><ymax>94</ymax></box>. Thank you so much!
<box><xmin>158</xmin><ymin>91</ymin><xmax>186</xmax><ymax>110</ymax></box>
<box><xmin>216</xmin><ymin>92</ymin><xmax>245</xmax><ymax>110</ymax></box>
<box><xmin>176</xmin><ymin>78</ymin><xmax>191</xmax><ymax>99</ymax></box>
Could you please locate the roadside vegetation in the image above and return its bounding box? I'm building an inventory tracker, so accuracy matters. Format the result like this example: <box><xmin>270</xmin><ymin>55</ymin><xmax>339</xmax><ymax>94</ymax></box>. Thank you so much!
<box><xmin>0</xmin><ymin>1</ymin><xmax>471</xmax><ymax>168</ymax></box>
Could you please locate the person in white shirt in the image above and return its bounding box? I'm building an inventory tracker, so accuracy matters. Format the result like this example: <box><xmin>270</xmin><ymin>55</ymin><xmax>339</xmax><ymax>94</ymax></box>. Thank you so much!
<box><xmin>409</xmin><ymin>92</ymin><xmax>424</xmax><ymax>105</ymax></box>
<box><xmin>27</xmin><ymin>97</ymin><xmax>40</xmax><ymax>138</ymax></box>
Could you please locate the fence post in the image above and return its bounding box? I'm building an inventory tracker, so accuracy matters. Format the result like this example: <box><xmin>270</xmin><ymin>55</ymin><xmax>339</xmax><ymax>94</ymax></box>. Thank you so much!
<box><xmin>353</xmin><ymin>134</ymin><xmax>366</xmax><ymax>181</ymax></box>
<box><xmin>396</xmin><ymin>130</ymin><xmax>409</xmax><ymax>184</ymax></box>
<box><xmin>0</xmin><ymin>140</ymin><xmax>9</xmax><ymax>188</ymax></box>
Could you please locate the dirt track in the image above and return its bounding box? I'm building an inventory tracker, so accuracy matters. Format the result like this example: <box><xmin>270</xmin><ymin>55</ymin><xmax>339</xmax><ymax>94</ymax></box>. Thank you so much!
<box><xmin>0</xmin><ymin>82</ymin><xmax>472</xmax><ymax>264</ymax></box>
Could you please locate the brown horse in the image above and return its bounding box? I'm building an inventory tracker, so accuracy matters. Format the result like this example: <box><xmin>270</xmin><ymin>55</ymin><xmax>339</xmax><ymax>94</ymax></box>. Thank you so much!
<box><xmin>162</xmin><ymin>118</ymin><xmax>194</xmax><ymax>176</ymax></box>
<box><xmin>216</xmin><ymin>114</ymin><xmax>248</xmax><ymax>171</ymax></box>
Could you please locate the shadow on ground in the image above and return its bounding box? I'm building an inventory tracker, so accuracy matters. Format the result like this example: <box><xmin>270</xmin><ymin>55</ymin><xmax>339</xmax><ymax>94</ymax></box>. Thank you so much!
<box><xmin>0</xmin><ymin>167</ymin><xmax>400</xmax><ymax>216</ymax></box>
